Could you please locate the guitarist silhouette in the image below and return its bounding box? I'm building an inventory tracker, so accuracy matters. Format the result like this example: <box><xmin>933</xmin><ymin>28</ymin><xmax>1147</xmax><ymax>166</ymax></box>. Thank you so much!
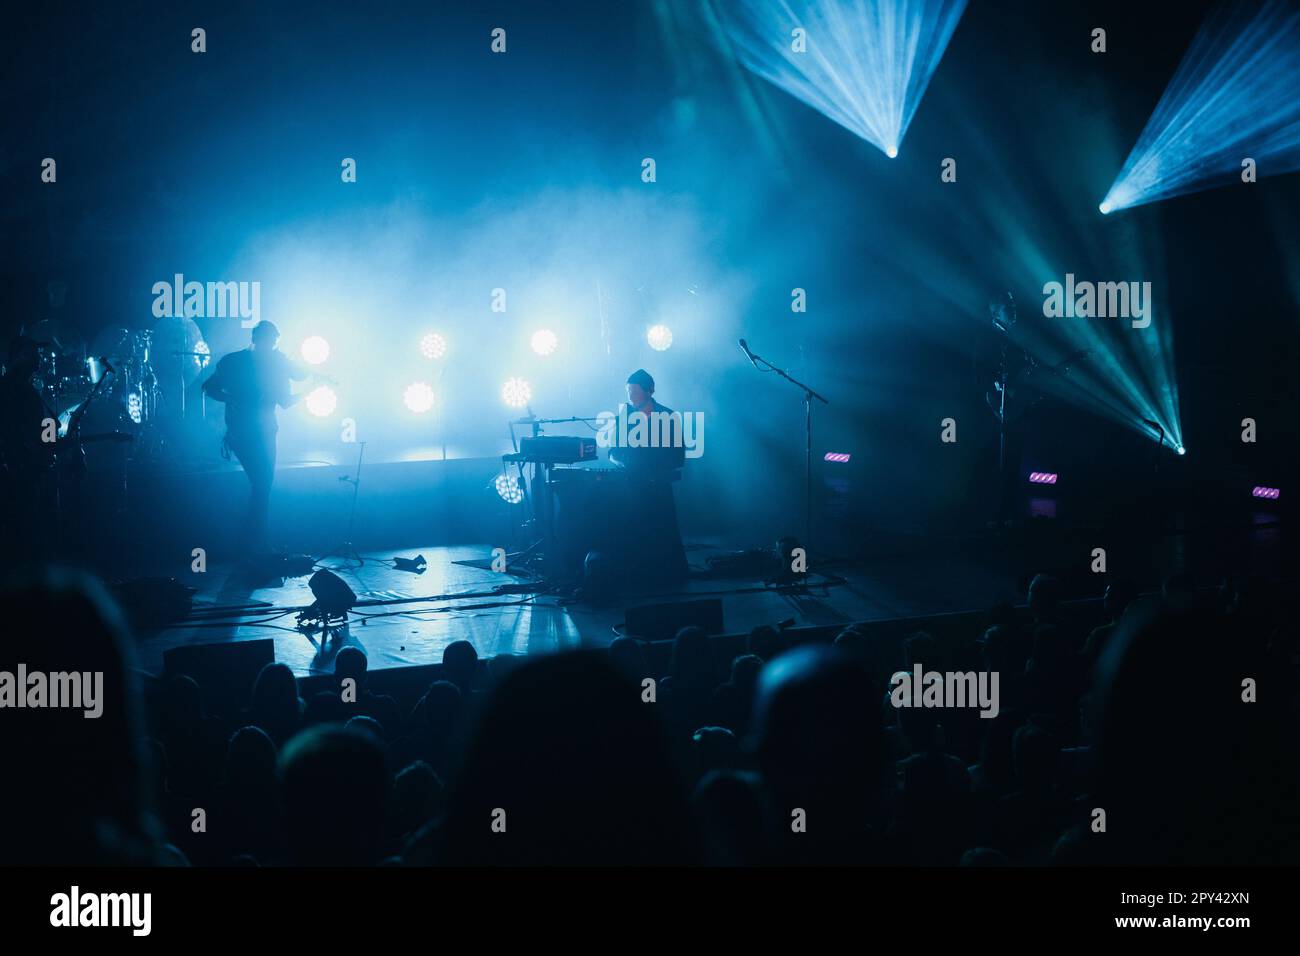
<box><xmin>202</xmin><ymin>320</ymin><xmax>318</xmax><ymax>552</ymax></box>
<box><xmin>975</xmin><ymin>292</ymin><xmax>1089</xmax><ymax>524</ymax></box>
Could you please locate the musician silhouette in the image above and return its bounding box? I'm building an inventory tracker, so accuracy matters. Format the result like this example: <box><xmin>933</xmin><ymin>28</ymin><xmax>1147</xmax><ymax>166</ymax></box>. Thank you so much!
<box><xmin>973</xmin><ymin>293</ymin><xmax>1034</xmax><ymax>524</ymax></box>
<box><xmin>973</xmin><ymin>293</ymin><xmax>1088</xmax><ymax>524</ymax></box>
<box><xmin>202</xmin><ymin>321</ymin><xmax>309</xmax><ymax>551</ymax></box>
<box><xmin>607</xmin><ymin>369</ymin><xmax>687</xmax><ymax>585</ymax></box>
<box><xmin>609</xmin><ymin>368</ymin><xmax>685</xmax><ymax>477</ymax></box>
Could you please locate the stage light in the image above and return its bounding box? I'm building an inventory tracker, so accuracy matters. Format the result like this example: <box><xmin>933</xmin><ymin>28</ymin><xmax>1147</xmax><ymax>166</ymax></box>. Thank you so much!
<box><xmin>715</xmin><ymin>0</ymin><xmax>969</xmax><ymax>158</ymax></box>
<box><xmin>1176</xmin><ymin>445</ymin><xmax>1186</xmax><ymax>456</ymax></box>
<box><xmin>531</xmin><ymin>329</ymin><xmax>558</xmax><ymax>356</ymax></box>
<box><xmin>1252</xmin><ymin>486</ymin><xmax>1280</xmax><ymax>500</ymax></box>
<box><xmin>1028</xmin><ymin>471</ymin><xmax>1058</xmax><ymax>485</ymax></box>
<box><xmin>127</xmin><ymin>392</ymin><xmax>142</xmax><ymax>424</ymax></box>
<box><xmin>420</xmin><ymin>332</ymin><xmax>447</xmax><ymax>360</ymax></box>
<box><xmin>501</xmin><ymin>377</ymin><xmax>532</xmax><ymax>408</ymax></box>
<box><xmin>495</xmin><ymin>473</ymin><xmax>524</xmax><ymax>504</ymax></box>
<box><xmin>298</xmin><ymin>568</ymin><xmax>357</xmax><ymax>633</ymax></box>
<box><xmin>403</xmin><ymin>382</ymin><xmax>436</xmax><ymax>414</ymax></box>
<box><xmin>1100</xmin><ymin>0</ymin><xmax>1300</xmax><ymax>213</ymax></box>
<box><xmin>823</xmin><ymin>452</ymin><xmax>851</xmax><ymax>462</ymax></box>
<box><xmin>304</xmin><ymin>385</ymin><xmax>337</xmax><ymax>417</ymax></box>
<box><xmin>646</xmin><ymin>324</ymin><xmax>673</xmax><ymax>351</ymax></box>
<box><xmin>300</xmin><ymin>335</ymin><xmax>330</xmax><ymax>365</ymax></box>
<box><xmin>1098</xmin><ymin>202</ymin><xmax>1111</xmax><ymax>215</ymax></box>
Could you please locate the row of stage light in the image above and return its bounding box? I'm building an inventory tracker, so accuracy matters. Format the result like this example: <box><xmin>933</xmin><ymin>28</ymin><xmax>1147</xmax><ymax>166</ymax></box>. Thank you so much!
<box><xmin>290</xmin><ymin>323</ymin><xmax>677</xmax><ymax>418</ymax></box>
<box><xmin>713</xmin><ymin>0</ymin><xmax>1298</xmax><ymax>208</ymax></box>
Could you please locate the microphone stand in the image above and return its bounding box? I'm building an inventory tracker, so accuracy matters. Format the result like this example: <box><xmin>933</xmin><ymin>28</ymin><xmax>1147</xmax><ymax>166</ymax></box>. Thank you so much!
<box><xmin>318</xmin><ymin>441</ymin><xmax>366</xmax><ymax>569</ymax></box>
<box><xmin>741</xmin><ymin>343</ymin><xmax>829</xmax><ymax>550</ymax></box>
<box><xmin>171</xmin><ymin>349</ymin><xmax>210</xmax><ymax>420</ymax></box>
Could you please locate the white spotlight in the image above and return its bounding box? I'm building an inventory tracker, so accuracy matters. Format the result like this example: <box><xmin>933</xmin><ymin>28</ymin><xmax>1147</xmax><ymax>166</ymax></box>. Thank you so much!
<box><xmin>304</xmin><ymin>386</ymin><xmax>337</xmax><ymax>417</ymax></box>
<box><xmin>300</xmin><ymin>336</ymin><xmax>331</xmax><ymax>365</ymax></box>
<box><xmin>501</xmin><ymin>377</ymin><xmax>532</xmax><ymax>408</ymax></box>
<box><xmin>420</xmin><ymin>332</ymin><xmax>447</xmax><ymax>360</ymax></box>
<box><xmin>404</xmin><ymin>382</ymin><xmax>436</xmax><ymax>413</ymax></box>
<box><xmin>646</xmin><ymin>324</ymin><xmax>673</xmax><ymax>351</ymax></box>
<box><xmin>531</xmin><ymin>329</ymin><xmax>558</xmax><ymax>356</ymax></box>
<box><xmin>495</xmin><ymin>474</ymin><xmax>524</xmax><ymax>504</ymax></box>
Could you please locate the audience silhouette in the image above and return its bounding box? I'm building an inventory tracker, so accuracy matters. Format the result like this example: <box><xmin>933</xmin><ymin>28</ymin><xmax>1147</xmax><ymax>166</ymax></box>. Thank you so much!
<box><xmin>3</xmin><ymin>566</ymin><xmax>1297</xmax><ymax>867</ymax></box>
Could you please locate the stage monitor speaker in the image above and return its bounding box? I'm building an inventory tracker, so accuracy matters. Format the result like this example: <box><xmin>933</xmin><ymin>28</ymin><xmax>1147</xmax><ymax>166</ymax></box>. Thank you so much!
<box><xmin>623</xmin><ymin>598</ymin><xmax>724</xmax><ymax>642</ymax></box>
<box><xmin>163</xmin><ymin>638</ymin><xmax>276</xmax><ymax>714</ymax></box>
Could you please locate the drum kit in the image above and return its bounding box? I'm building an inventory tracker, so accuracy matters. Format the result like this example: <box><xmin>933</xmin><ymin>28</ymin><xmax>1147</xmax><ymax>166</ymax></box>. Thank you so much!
<box><xmin>28</xmin><ymin>316</ymin><xmax>210</xmax><ymax>462</ymax></box>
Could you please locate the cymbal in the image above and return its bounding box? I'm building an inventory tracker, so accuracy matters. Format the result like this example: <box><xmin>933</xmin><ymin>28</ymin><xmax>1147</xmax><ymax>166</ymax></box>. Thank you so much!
<box><xmin>151</xmin><ymin>315</ymin><xmax>207</xmax><ymax>385</ymax></box>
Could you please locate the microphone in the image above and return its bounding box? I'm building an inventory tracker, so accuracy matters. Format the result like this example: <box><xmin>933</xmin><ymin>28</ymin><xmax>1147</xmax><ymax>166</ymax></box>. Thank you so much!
<box><xmin>738</xmin><ymin>339</ymin><xmax>760</xmax><ymax>369</ymax></box>
<box><xmin>99</xmin><ymin>355</ymin><xmax>115</xmax><ymax>374</ymax></box>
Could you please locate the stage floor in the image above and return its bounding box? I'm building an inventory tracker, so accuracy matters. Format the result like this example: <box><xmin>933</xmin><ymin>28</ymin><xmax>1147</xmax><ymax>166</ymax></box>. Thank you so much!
<box><xmin>135</xmin><ymin>538</ymin><xmax>1024</xmax><ymax>678</ymax></box>
<box><xmin>134</xmin><ymin>514</ymin><xmax>1288</xmax><ymax>679</ymax></box>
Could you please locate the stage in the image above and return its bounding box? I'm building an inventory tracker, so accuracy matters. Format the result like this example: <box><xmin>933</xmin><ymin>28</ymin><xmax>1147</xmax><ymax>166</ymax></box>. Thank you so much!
<box><xmin>131</xmin><ymin>510</ymin><xmax>1289</xmax><ymax>682</ymax></box>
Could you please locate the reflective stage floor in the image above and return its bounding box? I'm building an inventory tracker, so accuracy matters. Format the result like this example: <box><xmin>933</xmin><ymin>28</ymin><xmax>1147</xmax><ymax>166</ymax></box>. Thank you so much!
<box><xmin>129</xmin><ymin>510</ymin><xmax>1287</xmax><ymax>679</ymax></box>
<box><xmin>134</xmin><ymin>537</ymin><xmax>1023</xmax><ymax>678</ymax></box>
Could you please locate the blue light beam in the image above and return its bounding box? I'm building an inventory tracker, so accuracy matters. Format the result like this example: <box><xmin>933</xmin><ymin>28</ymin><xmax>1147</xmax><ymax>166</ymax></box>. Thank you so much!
<box><xmin>1102</xmin><ymin>0</ymin><xmax>1300</xmax><ymax>213</ymax></box>
<box><xmin>716</xmin><ymin>0</ymin><xmax>968</xmax><ymax>158</ymax></box>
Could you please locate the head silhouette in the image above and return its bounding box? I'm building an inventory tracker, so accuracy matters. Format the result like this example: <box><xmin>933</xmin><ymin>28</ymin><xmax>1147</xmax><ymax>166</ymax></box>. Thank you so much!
<box><xmin>250</xmin><ymin>320</ymin><xmax>280</xmax><ymax>350</ymax></box>
<box><xmin>441</xmin><ymin>640</ymin><xmax>478</xmax><ymax>696</ymax></box>
<box><xmin>752</xmin><ymin>645</ymin><xmax>885</xmax><ymax>861</ymax></box>
<box><xmin>439</xmin><ymin>651</ymin><xmax>699</xmax><ymax>865</ymax></box>
<box><xmin>0</xmin><ymin>569</ymin><xmax>162</xmax><ymax>864</ymax></box>
<box><xmin>1092</xmin><ymin>601</ymin><xmax>1298</xmax><ymax>864</ymax></box>
<box><xmin>278</xmin><ymin>725</ymin><xmax>390</xmax><ymax>865</ymax></box>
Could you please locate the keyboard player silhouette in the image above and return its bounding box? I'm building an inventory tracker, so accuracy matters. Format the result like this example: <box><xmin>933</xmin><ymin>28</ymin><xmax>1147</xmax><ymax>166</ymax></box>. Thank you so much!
<box><xmin>608</xmin><ymin>369</ymin><xmax>688</xmax><ymax>586</ymax></box>
<box><xmin>608</xmin><ymin>369</ymin><xmax>685</xmax><ymax>477</ymax></box>
<box><xmin>557</xmin><ymin>369</ymin><xmax>688</xmax><ymax>589</ymax></box>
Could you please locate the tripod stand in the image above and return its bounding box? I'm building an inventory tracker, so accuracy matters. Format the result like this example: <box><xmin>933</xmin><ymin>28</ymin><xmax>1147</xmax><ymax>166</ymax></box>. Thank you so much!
<box><xmin>318</xmin><ymin>441</ymin><xmax>366</xmax><ymax>569</ymax></box>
